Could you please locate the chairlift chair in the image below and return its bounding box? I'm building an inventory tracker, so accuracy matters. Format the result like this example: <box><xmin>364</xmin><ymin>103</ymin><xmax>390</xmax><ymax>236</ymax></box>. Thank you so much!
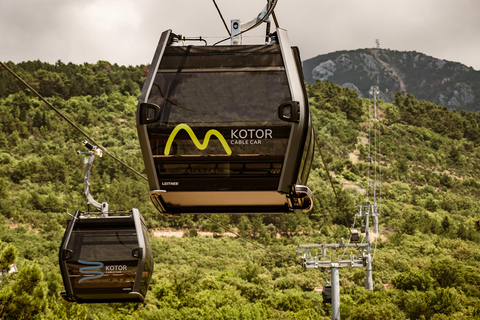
<box><xmin>136</xmin><ymin>28</ymin><xmax>314</xmax><ymax>216</ymax></box>
<box><xmin>59</xmin><ymin>209</ymin><xmax>154</xmax><ymax>303</ymax></box>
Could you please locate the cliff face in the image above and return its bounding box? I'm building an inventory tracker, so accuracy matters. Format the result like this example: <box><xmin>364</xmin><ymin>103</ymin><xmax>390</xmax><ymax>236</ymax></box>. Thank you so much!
<box><xmin>303</xmin><ymin>49</ymin><xmax>480</xmax><ymax>112</ymax></box>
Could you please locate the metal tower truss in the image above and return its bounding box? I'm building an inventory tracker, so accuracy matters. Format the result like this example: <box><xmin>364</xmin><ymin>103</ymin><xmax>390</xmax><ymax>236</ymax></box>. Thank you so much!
<box><xmin>297</xmin><ymin>242</ymin><xmax>368</xmax><ymax>269</ymax></box>
<box><xmin>297</xmin><ymin>241</ymin><xmax>373</xmax><ymax>320</ymax></box>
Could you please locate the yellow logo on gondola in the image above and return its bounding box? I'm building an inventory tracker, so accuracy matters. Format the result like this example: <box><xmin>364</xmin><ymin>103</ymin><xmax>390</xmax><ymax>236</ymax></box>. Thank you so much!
<box><xmin>164</xmin><ymin>124</ymin><xmax>232</xmax><ymax>155</ymax></box>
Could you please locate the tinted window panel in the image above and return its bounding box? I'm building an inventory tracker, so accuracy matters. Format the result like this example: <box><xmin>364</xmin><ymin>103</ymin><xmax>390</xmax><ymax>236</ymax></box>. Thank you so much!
<box><xmin>66</xmin><ymin>229</ymin><xmax>139</xmax><ymax>293</ymax></box>
<box><xmin>144</xmin><ymin>45</ymin><xmax>293</xmax><ymax>190</ymax></box>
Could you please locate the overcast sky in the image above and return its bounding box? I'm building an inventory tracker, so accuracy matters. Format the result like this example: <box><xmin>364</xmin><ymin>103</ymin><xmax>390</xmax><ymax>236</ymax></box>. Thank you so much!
<box><xmin>1</xmin><ymin>0</ymin><xmax>479</xmax><ymax>70</ymax></box>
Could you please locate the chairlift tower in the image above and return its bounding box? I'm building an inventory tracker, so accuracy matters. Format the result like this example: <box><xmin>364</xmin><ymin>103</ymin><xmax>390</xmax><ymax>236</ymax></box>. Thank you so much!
<box><xmin>355</xmin><ymin>203</ymin><xmax>374</xmax><ymax>290</ymax></box>
<box><xmin>297</xmin><ymin>240</ymin><xmax>370</xmax><ymax>320</ymax></box>
<box><xmin>298</xmin><ymin>203</ymin><xmax>377</xmax><ymax>318</ymax></box>
<box><xmin>368</xmin><ymin>85</ymin><xmax>381</xmax><ymax>235</ymax></box>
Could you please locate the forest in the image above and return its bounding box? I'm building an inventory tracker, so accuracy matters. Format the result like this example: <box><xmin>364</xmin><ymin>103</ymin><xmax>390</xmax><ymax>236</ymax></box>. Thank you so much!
<box><xmin>1</xmin><ymin>60</ymin><xmax>480</xmax><ymax>319</ymax></box>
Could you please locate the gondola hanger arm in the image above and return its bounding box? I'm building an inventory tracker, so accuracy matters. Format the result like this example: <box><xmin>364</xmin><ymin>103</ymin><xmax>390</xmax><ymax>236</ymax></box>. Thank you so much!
<box><xmin>77</xmin><ymin>140</ymin><xmax>108</xmax><ymax>215</ymax></box>
<box><xmin>213</xmin><ymin>0</ymin><xmax>278</xmax><ymax>45</ymax></box>
<box><xmin>240</xmin><ymin>4</ymin><xmax>270</xmax><ymax>31</ymax></box>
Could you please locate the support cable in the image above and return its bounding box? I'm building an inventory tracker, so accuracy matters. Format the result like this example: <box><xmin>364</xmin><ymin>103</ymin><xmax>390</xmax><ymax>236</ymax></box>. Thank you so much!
<box><xmin>0</xmin><ymin>61</ymin><xmax>148</xmax><ymax>182</ymax></box>
<box><xmin>212</xmin><ymin>0</ymin><xmax>231</xmax><ymax>36</ymax></box>
<box><xmin>313</xmin><ymin>133</ymin><xmax>354</xmax><ymax>234</ymax></box>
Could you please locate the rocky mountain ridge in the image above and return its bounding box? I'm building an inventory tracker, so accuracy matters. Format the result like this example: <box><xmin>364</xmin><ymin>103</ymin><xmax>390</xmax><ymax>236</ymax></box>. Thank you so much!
<box><xmin>302</xmin><ymin>49</ymin><xmax>480</xmax><ymax>112</ymax></box>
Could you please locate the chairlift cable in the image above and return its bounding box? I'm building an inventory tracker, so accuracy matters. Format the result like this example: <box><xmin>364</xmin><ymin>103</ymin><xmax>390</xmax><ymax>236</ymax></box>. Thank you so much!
<box><xmin>0</xmin><ymin>61</ymin><xmax>148</xmax><ymax>182</ymax></box>
<box><xmin>200</xmin><ymin>214</ymin><xmax>297</xmax><ymax>262</ymax></box>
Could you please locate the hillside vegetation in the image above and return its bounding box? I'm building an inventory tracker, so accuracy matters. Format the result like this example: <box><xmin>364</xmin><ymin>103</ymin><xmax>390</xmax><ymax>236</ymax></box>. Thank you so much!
<box><xmin>1</xmin><ymin>61</ymin><xmax>480</xmax><ymax>319</ymax></box>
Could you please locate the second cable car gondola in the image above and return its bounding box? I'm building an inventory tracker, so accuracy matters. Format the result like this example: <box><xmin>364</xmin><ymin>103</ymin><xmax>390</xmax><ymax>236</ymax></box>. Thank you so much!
<box><xmin>59</xmin><ymin>209</ymin><xmax>153</xmax><ymax>303</ymax></box>
<box><xmin>322</xmin><ymin>285</ymin><xmax>332</xmax><ymax>304</ymax></box>
<box><xmin>137</xmin><ymin>24</ymin><xmax>314</xmax><ymax>216</ymax></box>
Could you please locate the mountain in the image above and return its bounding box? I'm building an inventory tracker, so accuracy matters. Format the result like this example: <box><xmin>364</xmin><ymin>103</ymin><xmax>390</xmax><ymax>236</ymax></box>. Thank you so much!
<box><xmin>303</xmin><ymin>49</ymin><xmax>480</xmax><ymax>112</ymax></box>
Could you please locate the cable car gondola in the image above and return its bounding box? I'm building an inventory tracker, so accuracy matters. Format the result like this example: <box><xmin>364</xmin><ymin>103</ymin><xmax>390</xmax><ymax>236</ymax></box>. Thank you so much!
<box><xmin>59</xmin><ymin>143</ymin><xmax>153</xmax><ymax>303</ymax></box>
<box><xmin>322</xmin><ymin>285</ymin><xmax>332</xmax><ymax>304</ymax></box>
<box><xmin>350</xmin><ymin>229</ymin><xmax>360</xmax><ymax>243</ymax></box>
<box><xmin>59</xmin><ymin>209</ymin><xmax>153</xmax><ymax>303</ymax></box>
<box><xmin>136</xmin><ymin>26</ymin><xmax>314</xmax><ymax>216</ymax></box>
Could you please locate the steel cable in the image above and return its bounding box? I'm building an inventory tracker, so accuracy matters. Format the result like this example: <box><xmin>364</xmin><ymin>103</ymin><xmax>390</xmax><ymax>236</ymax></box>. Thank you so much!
<box><xmin>212</xmin><ymin>0</ymin><xmax>231</xmax><ymax>36</ymax></box>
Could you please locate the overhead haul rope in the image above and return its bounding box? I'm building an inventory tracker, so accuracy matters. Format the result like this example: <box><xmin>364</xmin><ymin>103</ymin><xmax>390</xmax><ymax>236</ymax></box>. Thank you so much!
<box><xmin>364</xmin><ymin>88</ymin><xmax>382</xmax><ymax>260</ymax></box>
<box><xmin>211</xmin><ymin>0</ymin><xmax>279</xmax><ymax>37</ymax></box>
<box><xmin>314</xmin><ymin>133</ymin><xmax>351</xmax><ymax>231</ymax></box>
<box><xmin>366</xmin><ymin>97</ymin><xmax>375</xmax><ymax>201</ymax></box>
<box><xmin>313</xmin><ymin>132</ymin><xmax>359</xmax><ymax>250</ymax></box>
<box><xmin>0</xmin><ymin>61</ymin><xmax>148</xmax><ymax>182</ymax></box>
<box><xmin>212</xmin><ymin>0</ymin><xmax>231</xmax><ymax>36</ymax></box>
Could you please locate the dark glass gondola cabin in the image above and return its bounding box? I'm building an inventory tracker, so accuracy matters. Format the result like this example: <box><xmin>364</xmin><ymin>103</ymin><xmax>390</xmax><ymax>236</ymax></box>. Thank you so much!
<box><xmin>350</xmin><ymin>230</ymin><xmax>360</xmax><ymax>243</ymax></box>
<box><xmin>137</xmin><ymin>29</ymin><xmax>314</xmax><ymax>216</ymax></box>
<box><xmin>322</xmin><ymin>285</ymin><xmax>332</xmax><ymax>304</ymax></box>
<box><xmin>59</xmin><ymin>209</ymin><xmax>153</xmax><ymax>303</ymax></box>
